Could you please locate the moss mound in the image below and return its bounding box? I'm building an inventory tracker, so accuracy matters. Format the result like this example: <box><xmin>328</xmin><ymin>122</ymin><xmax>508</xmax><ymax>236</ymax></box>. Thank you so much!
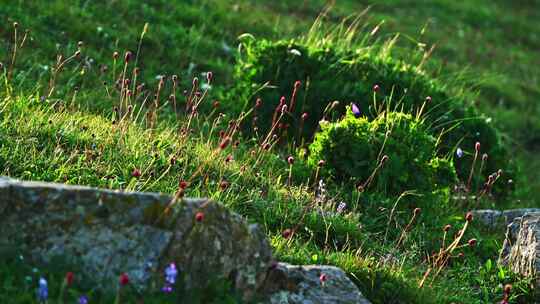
<box><xmin>230</xmin><ymin>38</ymin><xmax>510</xmax><ymax>193</ymax></box>
<box><xmin>308</xmin><ymin>110</ymin><xmax>457</xmax><ymax>195</ymax></box>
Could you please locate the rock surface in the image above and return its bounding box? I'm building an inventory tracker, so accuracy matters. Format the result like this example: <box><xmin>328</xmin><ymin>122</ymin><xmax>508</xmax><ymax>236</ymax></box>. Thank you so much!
<box><xmin>263</xmin><ymin>262</ymin><xmax>371</xmax><ymax>304</ymax></box>
<box><xmin>499</xmin><ymin>212</ymin><xmax>540</xmax><ymax>292</ymax></box>
<box><xmin>471</xmin><ymin>208</ymin><xmax>540</xmax><ymax>228</ymax></box>
<box><xmin>0</xmin><ymin>177</ymin><xmax>272</xmax><ymax>299</ymax></box>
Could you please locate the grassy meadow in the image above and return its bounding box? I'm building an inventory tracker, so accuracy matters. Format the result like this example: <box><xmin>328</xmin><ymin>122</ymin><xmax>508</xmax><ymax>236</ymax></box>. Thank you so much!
<box><xmin>1</xmin><ymin>1</ymin><xmax>539</xmax><ymax>303</ymax></box>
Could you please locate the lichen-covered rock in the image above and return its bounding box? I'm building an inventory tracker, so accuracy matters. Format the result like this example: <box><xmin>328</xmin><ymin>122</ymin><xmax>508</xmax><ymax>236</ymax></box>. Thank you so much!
<box><xmin>499</xmin><ymin>212</ymin><xmax>540</xmax><ymax>292</ymax></box>
<box><xmin>471</xmin><ymin>208</ymin><xmax>540</xmax><ymax>229</ymax></box>
<box><xmin>502</xmin><ymin>209</ymin><xmax>540</xmax><ymax>225</ymax></box>
<box><xmin>263</xmin><ymin>262</ymin><xmax>371</xmax><ymax>304</ymax></box>
<box><xmin>471</xmin><ymin>209</ymin><xmax>503</xmax><ymax>227</ymax></box>
<box><xmin>0</xmin><ymin>176</ymin><xmax>272</xmax><ymax>300</ymax></box>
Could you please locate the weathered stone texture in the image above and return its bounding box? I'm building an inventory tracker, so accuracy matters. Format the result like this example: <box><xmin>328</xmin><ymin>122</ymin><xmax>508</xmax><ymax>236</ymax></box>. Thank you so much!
<box><xmin>263</xmin><ymin>263</ymin><xmax>371</xmax><ymax>304</ymax></box>
<box><xmin>471</xmin><ymin>208</ymin><xmax>540</xmax><ymax>228</ymax></box>
<box><xmin>499</xmin><ymin>212</ymin><xmax>540</xmax><ymax>292</ymax></box>
<box><xmin>0</xmin><ymin>177</ymin><xmax>272</xmax><ymax>300</ymax></box>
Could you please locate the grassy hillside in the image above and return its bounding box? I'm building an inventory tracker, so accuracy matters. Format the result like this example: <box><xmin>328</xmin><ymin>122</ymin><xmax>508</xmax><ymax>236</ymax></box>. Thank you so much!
<box><xmin>1</xmin><ymin>1</ymin><xmax>538</xmax><ymax>303</ymax></box>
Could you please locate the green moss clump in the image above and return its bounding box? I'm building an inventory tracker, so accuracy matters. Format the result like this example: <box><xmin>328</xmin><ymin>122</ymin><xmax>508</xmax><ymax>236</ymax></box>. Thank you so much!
<box><xmin>308</xmin><ymin>110</ymin><xmax>457</xmax><ymax>195</ymax></box>
<box><xmin>230</xmin><ymin>39</ymin><xmax>511</xmax><ymax>194</ymax></box>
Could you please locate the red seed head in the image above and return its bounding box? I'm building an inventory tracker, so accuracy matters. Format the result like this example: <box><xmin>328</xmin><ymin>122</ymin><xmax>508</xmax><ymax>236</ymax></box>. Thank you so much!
<box><xmin>113</xmin><ymin>51</ymin><xmax>119</xmax><ymax>60</ymax></box>
<box><xmin>318</xmin><ymin>160</ymin><xmax>325</xmax><ymax>167</ymax></box>
<box><xmin>373</xmin><ymin>84</ymin><xmax>380</xmax><ymax>92</ymax></box>
<box><xmin>287</xmin><ymin>156</ymin><xmax>295</xmax><ymax>165</ymax></box>
<box><xmin>219</xmin><ymin>180</ymin><xmax>229</xmax><ymax>190</ymax></box>
<box><xmin>281</xmin><ymin>104</ymin><xmax>288</xmax><ymax>113</ymax></box>
<box><xmin>465</xmin><ymin>212</ymin><xmax>473</xmax><ymax>222</ymax></box>
<box><xmin>380</xmin><ymin>155</ymin><xmax>389</xmax><ymax>164</ymax></box>
<box><xmin>301</xmin><ymin>112</ymin><xmax>308</xmax><ymax>120</ymax></box>
<box><xmin>294</xmin><ymin>80</ymin><xmax>301</xmax><ymax>89</ymax></box>
<box><xmin>179</xmin><ymin>180</ymin><xmax>189</xmax><ymax>189</ymax></box>
<box><xmin>425</xmin><ymin>96</ymin><xmax>432</xmax><ymax>102</ymax></box>
<box><xmin>458</xmin><ymin>252</ymin><xmax>464</xmax><ymax>258</ymax></box>
<box><xmin>467</xmin><ymin>238</ymin><xmax>477</xmax><ymax>247</ymax></box>
<box><xmin>443</xmin><ymin>224</ymin><xmax>451</xmax><ymax>232</ymax></box>
<box><xmin>219</xmin><ymin>137</ymin><xmax>231</xmax><ymax>150</ymax></box>
<box><xmin>213</xmin><ymin>100</ymin><xmax>220</xmax><ymax>108</ymax></box>
<box><xmin>124</xmin><ymin>51</ymin><xmax>132</xmax><ymax>63</ymax></box>
<box><xmin>65</xmin><ymin>272</ymin><xmax>74</xmax><ymax>286</ymax></box>
<box><xmin>482</xmin><ymin>153</ymin><xmax>488</xmax><ymax>162</ymax></box>
<box><xmin>195</xmin><ymin>212</ymin><xmax>204</xmax><ymax>222</ymax></box>
<box><xmin>319</xmin><ymin>273</ymin><xmax>327</xmax><ymax>283</ymax></box>
<box><xmin>475</xmin><ymin>142</ymin><xmax>481</xmax><ymax>152</ymax></box>
<box><xmin>74</xmin><ymin>50</ymin><xmax>81</xmax><ymax>59</ymax></box>
<box><xmin>206</xmin><ymin>71</ymin><xmax>213</xmax><ymax>83</ymax></box>
<box><xmin>282</xmin><ymin>228</ymin><xmax>292</xmax><ymax>239</ymax></box>
<box><xmin>255</xmin><ymin>98</ymin><xmax>262</xmax><ymax>108</ymax></box>
<box><xmin>192</xmin><ymin>77</ymin><xmax>199</xmax><ymax>87</ymax></box>
<box><xmin>119</xmin><ymin>273</ymin><xmax>129</xmax><ymax>286</ymax></box>
<box><xmin>131</xmin><ymin>169</ymin><xmax>141</xmax><ymax>178</ymax></box>
<box><xmin>413</xmin><ymin>208</ymin><xmax>421</xmax><ymax>216</ymax></box>
<box><xmin>504</xmin><ymin>284</ymin><xmax>512</xmax><ymax>294</ymax></box>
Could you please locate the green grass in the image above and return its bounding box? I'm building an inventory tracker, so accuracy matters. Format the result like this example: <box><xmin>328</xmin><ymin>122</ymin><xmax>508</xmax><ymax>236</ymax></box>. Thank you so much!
<box><xmin>1</xmin><ymin>1</ymin><xmax>539</xmax><ymax>303</ymax></box>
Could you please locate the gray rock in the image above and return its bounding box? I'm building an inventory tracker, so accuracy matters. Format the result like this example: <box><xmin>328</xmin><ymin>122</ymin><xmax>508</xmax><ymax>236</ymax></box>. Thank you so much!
<box><xmin>502</xmin><ymin>209</ymin><xmax>540</xmax><ymax>225</ymax></box>
<box><xmin>471</xmin><ymin>209</ymin><xmax>503</xmax><ymax>227</ymax></box>
<box><xmin>499</xmin><ymin>212</ymin><xmax>540</xmax><ymax>292</ymax></box>
<box><xmin>263</xmin><ymin>263</ymin><xmax>371</xmax><ymax>304</ymax></box>
<box><xmin>0</xmin><ymin>176</ymin><xmax>272</xmax><ymax>300</ymax></box>
<box><xmin>471</xmin><ymin>208</ymin><xmax>540</xmax><ymax>228</ymax></box>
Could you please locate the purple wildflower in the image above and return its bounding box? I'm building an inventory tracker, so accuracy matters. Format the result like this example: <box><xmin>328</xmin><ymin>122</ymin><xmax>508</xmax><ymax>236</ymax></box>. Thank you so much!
<box><xmin>456</xmin><ymin>147</ymin><xmax>463</xmax><ymax>158</ymax></box>
<box><xmin>37</xmin><ymin>277</ymin><xmax>48</xmax><ymax>302</ymax></box>
<box><xmin>351</xmin><ymin>103</ymin><xmax>361</xmax><ymax>118</ymax></box>
<box><xmin>78</xmin><ymin>295</ymin><xmax>89</xmax><ymax>304</ymax></box>
<box><xmin>337</xmin><ymin>202</ymin><xmax>347</xmax><ymax>213</ymax></box>
<box><xmin>162</xmin><ymin>285</ymin><xmax>173</xmax><ymax>293</ymax></box>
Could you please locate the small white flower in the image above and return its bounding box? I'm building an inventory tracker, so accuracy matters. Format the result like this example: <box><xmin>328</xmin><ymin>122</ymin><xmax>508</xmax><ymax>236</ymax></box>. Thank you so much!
<box><xmin>337</xmin><ymin>202</ymin><xmax>347</xmax><ymax>213</ymax></box>
<box><xmin>288</xmin><ymin>49</ymin><xmax>302</xmax><ymax>56</ymax></box>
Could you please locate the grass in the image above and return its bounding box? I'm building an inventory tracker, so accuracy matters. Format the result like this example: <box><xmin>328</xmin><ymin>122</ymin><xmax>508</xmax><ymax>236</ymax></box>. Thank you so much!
<box><xmin>0</xmin><ymin>1</ymin><xmax>539</xmax><ymax>303</ymax></box>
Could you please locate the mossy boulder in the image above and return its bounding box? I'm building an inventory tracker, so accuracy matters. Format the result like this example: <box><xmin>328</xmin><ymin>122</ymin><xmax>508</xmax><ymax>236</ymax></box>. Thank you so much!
<box><xmin>308</xmin><ymin>110</ymin><xmax>457</xmax><ymax>195</ymax></box>
<box><xmin>230</xmin><ymin>39</ymin><xmax>510</xmax><ymax>194</ymax></box>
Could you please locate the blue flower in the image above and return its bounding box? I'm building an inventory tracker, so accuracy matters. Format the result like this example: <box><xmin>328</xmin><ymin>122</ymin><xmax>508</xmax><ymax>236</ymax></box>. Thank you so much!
<box><xmin>37</xmin><ymin>277</ymin><xmax>48</xmax><ymax>302</ymax></box>
<box><xmin>162</xmin><ymin>263</ymin><xmax>179</xmax><ymax>293</ymax></box>
<box><xmin>456</xmin><ymin>147</ymin><xmax>464</xmax><ymax>158</ymax></box>
<box><xmin>351</xmin><ymin>103</ymin><xmax>361</xmax><ymax>118</ymax></box>
<box><xmin>165</xmin><ymin>263</ymin><xmax>178</xmax><ymax>285</ymax></box>
<box><xmin>78</xmin><ymin>295</ymin><xmax>89</xmax><ymax>304</ymax></box>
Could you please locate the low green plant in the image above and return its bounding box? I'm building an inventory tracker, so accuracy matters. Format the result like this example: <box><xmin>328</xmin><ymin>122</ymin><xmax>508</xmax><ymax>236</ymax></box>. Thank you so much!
<box><xmin>308</xmin><ymin>109</ymin><xmax>457</xmax><ymax>196</ymax></box>
<box><xmin>230</xmin><ymin>33</ymin><xmax>511</xmax><ymax>195</ymax></box>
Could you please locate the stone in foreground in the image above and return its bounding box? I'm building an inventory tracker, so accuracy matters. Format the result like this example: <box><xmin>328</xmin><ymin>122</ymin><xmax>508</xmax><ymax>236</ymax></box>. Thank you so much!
<box><xmin>263</xmin><ymin>262</ymin><xmax>371</xmax><ymax>304</ymax></box>
<box><xmin>499</xmin><ymin>212</ymin><xmax>540</xmax><ymax>293</ymax></box>
<box><xmin>0</xmin><ymin>177</ymin><xmax>272</xmax><ymax>300</ymax></box>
